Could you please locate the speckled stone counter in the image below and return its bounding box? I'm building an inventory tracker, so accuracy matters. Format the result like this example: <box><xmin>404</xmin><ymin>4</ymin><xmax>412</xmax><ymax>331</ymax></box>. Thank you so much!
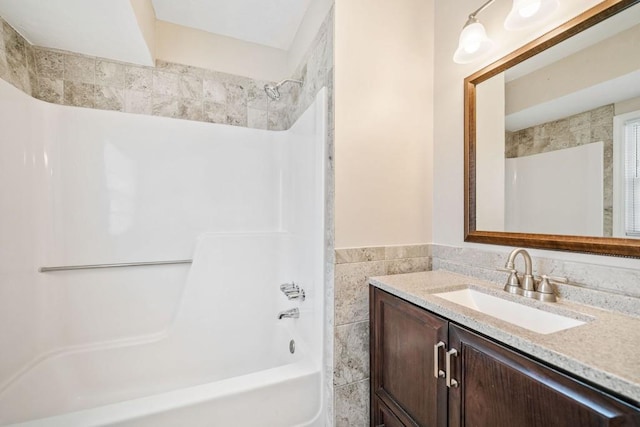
<box><xmin>369</xmin><ymin>270</ymin><xmax>640</xmax><ymax>405</ymax></box>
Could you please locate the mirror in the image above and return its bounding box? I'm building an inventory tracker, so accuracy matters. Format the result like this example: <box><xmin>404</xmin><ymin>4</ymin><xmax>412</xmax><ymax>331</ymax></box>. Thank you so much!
<box><xmin>465</xmin><ymin>0</ymin><xmax>640</xmax><ymax>257</ymax></box>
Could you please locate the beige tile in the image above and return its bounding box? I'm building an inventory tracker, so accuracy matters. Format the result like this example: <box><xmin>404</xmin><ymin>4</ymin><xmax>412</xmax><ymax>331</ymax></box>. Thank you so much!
<box><xmin>335</xmin><ymin>379</ymin><xmax>369</xmax><ymax>427</ymax></box>
<box><xmin>247</xmin><ymin>108</ymin><xmax>267</xmax><ymax>129</ymax></box>
<box><xmin>35</xmin><ymin>77</ymin><xmax>63</xmax><ymax>103</ymax></box>
<box><xmin>203</xmin><ymin>78</ymin><xmax>227</xmax><ymax>103</ymax></box>
<box><xmin>64</xmin><ymin>54</ymin><xmax>95</xmax><ymax>84</ymax></box>
<box><xmin>335</xmin><ymin>247</ymin><xmax>385</xmax><ymax>264</ymax></box>
<box><xmin>334</xmin><ymin>321</ymin><xmax>369</xmax><ymax>386</ymax></box>
<box><xmin>156</xmin><ymin>59</ymin><xmax>204</xmax><ymax>77</ymax></box>
<box><xmin>179</xmin><ymin>98</ymin><xmax>203</xmax><ymax>121</ymax></box>
<box><xmin>334</xmin><ymin>261</ymin><xmax>385</xmax><ymax>326</ymax></box>
<box><xmin>95</xmin><ymin>85</ymin><xmax>124</xmax><ymax>111</ymax></box>
<box><xmin>125</xmin><ymin>66</ymin><xmax>152</xmax><ymax>91</ymax></box>
<box><xmin>124</xmin><ymin>89</ymin><xmax>152</xmax><ymax>115</ymax></box>
<box><xmin>25</xmin><ymin>44</ymin><xmax>37</xmax><ymax>75</ymax></box>
<box><xmin>267</xmin><ymin>107</ymin><xmax>288</xmax><ymax>131</ymax></box>
<box><xmin>385</xmin><ymin>244</ymin><xmax>431</xmax><ymax>260</ymax></box>
<box><xmin>0</xmin><ymin>50</ymin><xmax>8</xmax><ymax>82</ymax></box>
<box><xmin>152</xmin><ymin>94</ymin><xmax>179</xmax><ymax>118</ymax></box>
<box><xmin>179</xmin><ymin>73</ymin><xmax>202</xmax><ymax>99</ymax></box>
<box><xmin>247</xmin><ymin>79</ymin><xmax>269</xmax><ymax>110</ymax></box>
<box><xmin>225</xmin><ymin>81</ymin><xmax>247</xmax><ymax>106</ymax></box>
<box><xmin>226</xmin><ymin>104</ymin><xmax>247</xmax><ymax>127</ymax></box>
<box><xmin>3</xmin><ymin>21</ymin><xmax>25</xmax><ymax>65</ymax></box>
<box><xmin>64</xmin><ymin>81</ymin><xmax>95</xmax><ymax>108</ymax></box>
<box><xmin>203</xmin><ymin>101</ymin><xmax>227</xmax><ymax>124</ymax></box>
<box><xmin>385</xmin><ymin>257</ymin><xmax>431</xmax><ymax>275</ymax></box>
<box><xmin>152</xmin><ymin>70</ymin><xmax>180</xmax><ymax>97</ymax></box>
<box><xmin>34</xmin><ymin>49</ymin><xmax>63</xmax><ymax>79</ymax></box>
<box><xmin>96</xmin><ymin>60</ymin><xmax>125</xmax><ymax>87</ymax></box>
<box><xmin>4</xmin><ymin>23</ymin><xmax>29</xmax><ymax>93</ymax></box>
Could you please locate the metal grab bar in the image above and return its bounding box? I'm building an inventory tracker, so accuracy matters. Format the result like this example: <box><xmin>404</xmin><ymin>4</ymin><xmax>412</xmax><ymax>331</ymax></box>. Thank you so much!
<box><xmin>39</xmin><ymin>259</ymin><xmax>192</xmax><ymax>273</ymax></box>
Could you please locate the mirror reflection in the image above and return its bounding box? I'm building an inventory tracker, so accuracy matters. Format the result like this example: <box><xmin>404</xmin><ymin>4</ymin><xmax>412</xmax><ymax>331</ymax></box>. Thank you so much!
<box><xmin>475</xmin><ymin>3</ymin><xmax>640</xmax><ymax>239</ymax></box>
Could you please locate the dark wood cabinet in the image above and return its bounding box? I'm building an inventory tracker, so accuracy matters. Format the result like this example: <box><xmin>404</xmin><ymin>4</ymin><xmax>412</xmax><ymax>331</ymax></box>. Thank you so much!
<box><xmin>371</xmin><ymin>286</ymin><xmax>448</xmax><ymax>427</ymax></box>
<box><xmin>370</xmin><ymin>287</ymin><xmax>640</xmax><ymax>427</ymax></box>
<box><xmin>373</xmin><ymin>396</ymin><xmax>407</xmax><ymax>427</ymax></box>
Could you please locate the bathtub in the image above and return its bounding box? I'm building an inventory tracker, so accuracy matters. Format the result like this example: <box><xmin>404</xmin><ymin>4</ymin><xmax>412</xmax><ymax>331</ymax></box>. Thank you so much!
<box><xmin>1</xmin><ymin>233</ymin><xmax>324</xmax><ymax>426</ymax></box>
<box><xmin>0</xmin><ymin>232</ymin><xmax>322</xmax><ymax>427</ymax></box>
<box><xmin>10</xmin><ymin>361</ymin><xmax>321</xmax><ymax>427</ymax></box>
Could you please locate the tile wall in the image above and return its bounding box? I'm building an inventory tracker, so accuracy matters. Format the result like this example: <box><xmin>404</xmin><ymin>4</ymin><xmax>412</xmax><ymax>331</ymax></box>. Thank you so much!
<box><xmin>432</xmin><ymin>244</ymin><xmax>640</xmax><ymax>316</ymax></box>
<box><xmin>0</xmin><ymin>15</ymin><xmax>333</xmax><ymax>132</ymax></box>
<box><xmin>505</xmin><ymin>104</ymin><xmax>614</xmax><ymax>235</ymax></box>
<box><xmin>333</xmin><ymin>245</ymin><xmax>431</xmax><ymax>426</ymax></box>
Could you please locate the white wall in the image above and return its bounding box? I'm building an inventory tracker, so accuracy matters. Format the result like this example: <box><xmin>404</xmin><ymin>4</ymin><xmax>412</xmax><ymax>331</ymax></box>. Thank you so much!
<box><xmin>475</xmin><ymin>73</ymin><xmax>505</xmax><ymax>231</ymax></box>
<box><xmin>334</xmin><ymin>0</ymin><xmax>433</xmax><ymax>248</ymax></box>
<box><xmin>433</xmin><ymin>0</ymin><xmax>640</xmax><ymax>267</ymax></box>
<box><xmin>155</xmin><ymin>20</ymin><xmax>289</xmax><ymax>82</ymax></box>
<box><xmin>155</xmin><ymin>0</ymin><xmax>332</xmax><ymax>82</ymax></box>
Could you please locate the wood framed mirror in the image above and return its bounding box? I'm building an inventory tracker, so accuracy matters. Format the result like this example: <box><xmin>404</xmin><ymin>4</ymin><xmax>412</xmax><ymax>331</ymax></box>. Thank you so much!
<box><xmin>465</xmin><ymin>0</ymin><xmax>640</xmax><ymax>257</ymax></box>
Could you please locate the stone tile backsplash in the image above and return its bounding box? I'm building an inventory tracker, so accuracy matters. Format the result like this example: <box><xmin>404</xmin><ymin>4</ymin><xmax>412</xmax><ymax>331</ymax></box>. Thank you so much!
<box><xmin>333</xmin><ymin>244</ymin><xmax>431</xmax><ymax>426</ymax></box>
<box><xmin>0</xmin><ymin>13</ymin><xmax>333</xmax><ymax>132</ymax></box>
<box><xmin>431</xmin><ymin>244</ymin><xmax>640</xmax><ymax>317</ymax></box>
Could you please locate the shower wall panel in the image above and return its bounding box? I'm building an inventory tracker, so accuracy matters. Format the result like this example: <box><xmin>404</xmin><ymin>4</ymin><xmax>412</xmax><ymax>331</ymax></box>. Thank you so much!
<box><xmin>0</xmin><ymin>79</ymin><xmax>324</xmax><ymax>387</ymax></box>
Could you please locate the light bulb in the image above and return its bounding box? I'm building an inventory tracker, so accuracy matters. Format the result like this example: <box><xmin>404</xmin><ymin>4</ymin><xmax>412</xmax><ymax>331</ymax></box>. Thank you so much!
<box><xmin>505</xmin><ymin>0</ymin><xmax>558</xmax><ymax>30</ymax></box>
<box><xmin>519</xmin><ymin>0</ymin><xmax>541</xmax><ymax>18</ymax></box>
<box><xmin>453</xmin><ymin>20</ymin><xmax>494</xmax><ymax>64</ymax></box>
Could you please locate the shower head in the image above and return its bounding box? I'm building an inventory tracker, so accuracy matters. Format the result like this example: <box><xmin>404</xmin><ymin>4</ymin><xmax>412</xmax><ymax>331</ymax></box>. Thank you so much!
<box><xmin>264</xmin><ymin>78</ymin><xmax>304</xmax><ymax>101</ymax></box>
<box><xmin>264</xmin><ymin>84</ymin><xmax>281</xmax><ymax>100</ymax></box>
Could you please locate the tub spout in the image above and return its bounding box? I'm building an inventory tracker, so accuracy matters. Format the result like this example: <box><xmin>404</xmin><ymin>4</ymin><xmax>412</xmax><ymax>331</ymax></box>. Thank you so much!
<box><xmin>278</xmin><ymin>308</ymin><xmax>300</xmax><ymax>319</ymax></box>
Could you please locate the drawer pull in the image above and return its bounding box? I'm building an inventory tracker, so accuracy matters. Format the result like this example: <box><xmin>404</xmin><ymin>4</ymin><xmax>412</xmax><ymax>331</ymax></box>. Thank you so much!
<box><xmin>433</xmin><ymin>341</ymin><xmax>446</xmax><ymax>378</ymax></box>
<box><xmin>446</xmin><ymin>348</ymin><xmax>459</xmax><ymax>388</ymax></box>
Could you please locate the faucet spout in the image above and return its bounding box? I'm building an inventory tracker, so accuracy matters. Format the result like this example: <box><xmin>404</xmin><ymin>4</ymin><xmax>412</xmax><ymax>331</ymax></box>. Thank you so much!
<box><xmin>505</xmin><ymin>248</ymin><xmax>532</xmax><ymax>275</ymax></box>
<box><xmin>278</xmin><ymin>308</ymin><xmax>300</xmax><ymax>320</ymax></box>
<box><xmin>505</xmin><ymin>248</ymin><xmax>536</xmax><ymax>295</ymax></box>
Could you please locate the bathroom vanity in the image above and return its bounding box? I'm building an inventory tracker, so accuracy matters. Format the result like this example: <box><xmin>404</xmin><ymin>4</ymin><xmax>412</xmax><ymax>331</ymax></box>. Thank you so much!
<box><xmin>369</xmin><ymin>271</ymin><xmax>640</xmax><ymax>427</ymax></box>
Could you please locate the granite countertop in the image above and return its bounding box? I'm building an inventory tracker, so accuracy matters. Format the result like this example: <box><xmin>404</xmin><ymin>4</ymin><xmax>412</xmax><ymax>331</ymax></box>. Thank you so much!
<box><xmin>369</xmin><ymin>270</ymin><xmax>640</xmax><ymax>405</ymax></box>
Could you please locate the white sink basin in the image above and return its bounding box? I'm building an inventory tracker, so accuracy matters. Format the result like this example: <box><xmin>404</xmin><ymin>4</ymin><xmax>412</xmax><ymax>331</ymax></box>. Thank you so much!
<box><xmin>433</xmin><ymin>288</ymin><xmax>586</xmax><ymax>334</ymax></box>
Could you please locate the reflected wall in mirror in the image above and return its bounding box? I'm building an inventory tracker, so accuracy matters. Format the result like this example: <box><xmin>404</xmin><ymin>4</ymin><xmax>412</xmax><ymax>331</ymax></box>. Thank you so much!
<box><xmin>465</xmin><ymin>0</ymin><xmax>640</xmax><ymax>257</ymax></box>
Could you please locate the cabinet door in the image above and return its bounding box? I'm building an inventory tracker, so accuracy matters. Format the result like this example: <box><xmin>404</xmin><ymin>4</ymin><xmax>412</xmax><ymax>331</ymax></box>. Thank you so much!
<box><xmin>373</xmin><ymin>396</ymin><xmax>407</xmax><ymax>427</ymax></box>
<box><xmin>371</xmin><ymin>288</ymin><xmax>448</xmax><ymax>427</ymax></box>
<box><xmin>448</xmin><ymin>324</ymin><xmax>640</xmax><ymax>427</ymax></box>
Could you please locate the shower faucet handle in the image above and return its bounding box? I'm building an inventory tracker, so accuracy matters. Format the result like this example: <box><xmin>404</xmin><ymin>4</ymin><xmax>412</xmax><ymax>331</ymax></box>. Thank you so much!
<box><xmin>280</xmin><ymin>282</ymin><xmax>297</xmax><ymax>292</ymax></box>
<box><xmin>280</xmin><ymin>282</ymin><xmax>306</xmax><ymax>301</ymax></box>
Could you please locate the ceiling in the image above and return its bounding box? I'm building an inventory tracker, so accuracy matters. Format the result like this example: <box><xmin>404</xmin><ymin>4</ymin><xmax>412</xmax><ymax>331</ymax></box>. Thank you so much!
<box><xmin>0</xmin><ymin>0</ymin><xmax>154</xmax><ymax>66</ymax></box>
<box><xmin>0</xmin><ymin>0</ymin><xmax>313</xmax><ymax>67</ymax></box>
<box><xmin>151</xmin><ymin>0</ymin><xmax>313</xmax><ymax>50</ymax></box>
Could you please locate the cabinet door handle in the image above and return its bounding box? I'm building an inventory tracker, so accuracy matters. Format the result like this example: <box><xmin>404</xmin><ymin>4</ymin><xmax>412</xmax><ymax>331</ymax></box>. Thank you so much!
<box><xmin>433</xmin><ymin>341</ymin><xmax>446</xmax><ymax>378</ymax></box>
<box><xmin>446</xmin><ymin>348</ymin><xmax>459</xmax><ymax>388</ymax></box>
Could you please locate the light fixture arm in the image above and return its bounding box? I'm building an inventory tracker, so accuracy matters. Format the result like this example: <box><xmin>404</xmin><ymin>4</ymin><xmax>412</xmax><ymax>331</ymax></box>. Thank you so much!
<box><xmin>466</xmin><ymin>0</ymin><xmax>497</xmax><ymax>25</ymax></box>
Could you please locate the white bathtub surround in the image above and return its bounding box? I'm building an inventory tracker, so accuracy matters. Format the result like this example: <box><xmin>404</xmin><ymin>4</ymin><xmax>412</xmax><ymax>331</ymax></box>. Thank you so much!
<box><xmin>0</xmin><ymin>79</ymin><xmax>327</xmax><ymax>425</ymax></box>
<box><xmin>504</xmin><ymin>142</ymin><xmax>604</xmax><ymax>236</ymax></box>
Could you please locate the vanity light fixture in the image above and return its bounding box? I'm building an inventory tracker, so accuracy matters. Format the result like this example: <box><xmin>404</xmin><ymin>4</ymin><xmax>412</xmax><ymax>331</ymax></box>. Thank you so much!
<box><xmin>454</xmin><ymin>0</ymin><xmax>559</xmax><ymax>64</ymax></box>
<box><xmin>505</xmin><ymin>0</ymin><xmax>559</xmax><ymax>30</ymax></box>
